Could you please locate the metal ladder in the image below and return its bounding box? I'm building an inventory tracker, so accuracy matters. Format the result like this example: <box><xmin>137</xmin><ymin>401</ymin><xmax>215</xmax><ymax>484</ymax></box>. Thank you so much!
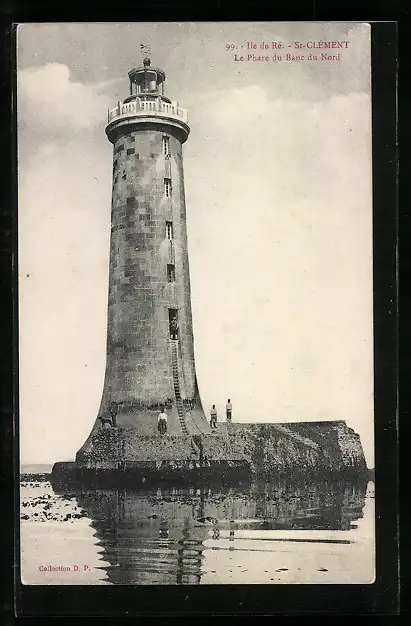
<box><xmin>170</xmin><ymin>341</ymin><xmax>189</xmax><ymax>436</ymax></box>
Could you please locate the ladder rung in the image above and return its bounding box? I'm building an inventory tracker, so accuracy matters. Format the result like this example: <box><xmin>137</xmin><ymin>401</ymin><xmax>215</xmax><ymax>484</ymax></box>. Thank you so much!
<box><xmin>171</xmin><ymin>343</ymin><xmax>189</xmax><ymax>434</ymax></box>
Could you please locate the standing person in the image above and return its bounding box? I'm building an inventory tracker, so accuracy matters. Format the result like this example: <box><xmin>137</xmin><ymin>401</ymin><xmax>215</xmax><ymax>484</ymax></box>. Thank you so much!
<box><xmin>210</xmin><ymin>405</ymin><xmax>217</xmax><ymax>429</ymax></box>
<box><xmin>157</xmin><ymin>407</ymin><xmax>168</xmax><ymax>434</ymax></box>
<box><xmin>109</xmin><ymin>402</ymin><xmax>118</xmax><ymax>427</ymax></box>
<box><xmin>226</xmin><ymin>399</ymin><xmax>233</xmax><ymax>423</ymax></box>
<box><xmin>170</xmin><ymin>317</ymin><xmax>179</xmax><ymax>340</ymax></box>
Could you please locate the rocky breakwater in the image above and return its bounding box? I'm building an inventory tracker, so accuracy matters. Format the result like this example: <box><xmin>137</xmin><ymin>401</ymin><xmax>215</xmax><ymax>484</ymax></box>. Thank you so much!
<box><xmin>221</xmin><ymin>421</ymin><xmax>368</xmax><ymax>478</ymax></box>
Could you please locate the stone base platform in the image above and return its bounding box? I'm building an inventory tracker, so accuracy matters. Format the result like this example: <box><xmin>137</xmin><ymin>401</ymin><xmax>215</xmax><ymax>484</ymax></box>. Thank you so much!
<box><xmin>51</xmin><ymin>420</ymin><xmax>369</xmax><ymax>486</ymax></box>
<box><xmin>50</xmin><ymin>459</ymin><xmax>252</xmax><ymax>489</ymax></box>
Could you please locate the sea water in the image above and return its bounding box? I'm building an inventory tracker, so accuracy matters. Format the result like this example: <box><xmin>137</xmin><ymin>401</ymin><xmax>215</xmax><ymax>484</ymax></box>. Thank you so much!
<box><xmin>19</xmin><ymin>466</ymin><xmax>375</xmax><ymax>585</ymax></box>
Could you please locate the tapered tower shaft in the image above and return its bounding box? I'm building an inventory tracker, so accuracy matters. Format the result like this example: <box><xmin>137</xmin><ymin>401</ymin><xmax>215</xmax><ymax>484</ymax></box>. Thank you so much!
<box><xmin>94</xmin><ymin>57</ymin><xmax>207</xmax><ymax>434</ymax></box>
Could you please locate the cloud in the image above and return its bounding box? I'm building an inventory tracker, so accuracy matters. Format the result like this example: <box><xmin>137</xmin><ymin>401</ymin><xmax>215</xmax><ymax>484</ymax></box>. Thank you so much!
<box><xmin>18</xmin><ymin>63</ymin><xmax>110</xmax><ymax>134</ymax></box>
<box><xmin>204</xmin><ymin>84</ymin><xmax>270</xmax><ymax>127</ymax></box>
<box><xmin>186</xmin><ymin>86</ymin><xmax>371</xmax><ymax>208</ymax></box>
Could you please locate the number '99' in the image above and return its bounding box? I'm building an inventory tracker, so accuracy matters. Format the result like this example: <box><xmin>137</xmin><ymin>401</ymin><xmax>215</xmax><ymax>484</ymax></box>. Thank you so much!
<box><xmin>226</xmin><ymin>44</ymin><xmax>235</xmax><ymax>51</ymax></box>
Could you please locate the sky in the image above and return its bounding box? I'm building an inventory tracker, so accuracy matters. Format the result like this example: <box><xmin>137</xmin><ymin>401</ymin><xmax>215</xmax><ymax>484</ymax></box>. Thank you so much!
<box><xmin>17</xmin><ymin>22</ymin><xmax>374</xmax><ymax>466</ymax></box>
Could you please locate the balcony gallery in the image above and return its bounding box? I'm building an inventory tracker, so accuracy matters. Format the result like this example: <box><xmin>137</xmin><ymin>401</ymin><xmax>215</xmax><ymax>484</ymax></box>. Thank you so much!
<box><xmin>108</xmin><ymin>97</ymin><xmax>188</xmax><ymax>124</ymax></box>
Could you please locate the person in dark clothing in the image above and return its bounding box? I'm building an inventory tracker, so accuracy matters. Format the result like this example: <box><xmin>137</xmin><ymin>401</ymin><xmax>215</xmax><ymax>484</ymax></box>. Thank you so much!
<box><xmin>170</xmin><ymin>317</ymin><xmax>179</xmax><ymax>340</ymax></box>
<box><xmin>109</xmin><ymin>402</ymin><xmax>118</xmax><ymax>427</ymax></box>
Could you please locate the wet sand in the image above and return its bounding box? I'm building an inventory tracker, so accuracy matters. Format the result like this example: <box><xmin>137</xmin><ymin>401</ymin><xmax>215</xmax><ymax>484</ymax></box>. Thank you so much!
<box><xmin>20</xmin><ymin>475</ymin><xmax>374</xmax><ymax>585</ymax></box>
<box><xmin>20</xmin><ymin>479</ymin><xmax>110</xmax><ymax>584</ymax></box>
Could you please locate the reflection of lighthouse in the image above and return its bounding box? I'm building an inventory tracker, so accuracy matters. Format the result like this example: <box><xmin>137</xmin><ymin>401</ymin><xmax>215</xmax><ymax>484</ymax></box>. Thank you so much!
<box><xmin>77</xmin><ymin>54</ymin><xmax>209</xmax><ymax>460</ymax></box>
<box><xmin>49</xmin><ymin>480</ymin><xmax>369</xmax><ymax>584</ymax></box>
<box><xmin>59</xmin><ymin>485</ymin><xmax>210</xmax><ymax>585</ymax></box>
<box><xmin>176</xmin><ymin>518</ymin><xmax>204</xmax><ymax>585</ymax></box>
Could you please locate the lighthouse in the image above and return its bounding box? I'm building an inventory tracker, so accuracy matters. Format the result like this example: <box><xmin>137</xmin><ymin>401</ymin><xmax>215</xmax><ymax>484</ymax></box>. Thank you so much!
<box><xmin>50</xmin><ymin>57</ymin><xmax>367</xmax><ymax>483</ymax></box>
<box><xmin>70</xmin><ymin>55</ymin><xmax>252</xmax><ymax>479</ymax></box>
<box><xmin>83</xmin><ymin>56</ymin><xmax>210</xmax><ymax>440</ymax></box>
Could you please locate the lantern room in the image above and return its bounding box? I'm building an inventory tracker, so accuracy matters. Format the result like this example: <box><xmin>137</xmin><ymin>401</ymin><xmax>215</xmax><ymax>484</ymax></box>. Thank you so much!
<box><xmin>127</xmin><ymin>57</ymin><xmax>167</xmax><ymax>98</ymax></box>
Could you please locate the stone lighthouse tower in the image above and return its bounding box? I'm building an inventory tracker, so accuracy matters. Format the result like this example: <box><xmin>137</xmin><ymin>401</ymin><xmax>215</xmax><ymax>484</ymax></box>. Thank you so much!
<box><xmin>52</xmin><ymin>56</ymin><xmax>367</xmax><ymax>483</ymax></box>
<box><xmin>80</xmin><ymin>56</ymin><xmax>210</xmax><ymax>446</ymax></box>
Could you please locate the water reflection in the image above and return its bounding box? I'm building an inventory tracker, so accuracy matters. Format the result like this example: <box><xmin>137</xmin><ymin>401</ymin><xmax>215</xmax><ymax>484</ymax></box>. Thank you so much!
<box><xmin>51</xmin><ymin>479</ymin><xmax>369</xmax><ymax>585</ymax></box>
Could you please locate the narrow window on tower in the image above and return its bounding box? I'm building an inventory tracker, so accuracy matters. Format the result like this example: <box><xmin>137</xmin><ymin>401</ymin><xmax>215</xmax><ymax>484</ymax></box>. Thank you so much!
<box><xmin>167</xmin><ymin>264</ymin><xmax>175</xmax><ymax>283</ymax></box>
<box><xmin>162</xmin><ymin>135</ymin><xmax>170</xmax><ymax>156</ymax></box>
<box><xmin>164</xmin><ymin>178</ymin><xmax>172</xmax><ymax>198</ymax></box>
<box><xmin>166</xmin><ymin>221</ymin><xmax>174</xmax><ymax>241</ymax></box>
